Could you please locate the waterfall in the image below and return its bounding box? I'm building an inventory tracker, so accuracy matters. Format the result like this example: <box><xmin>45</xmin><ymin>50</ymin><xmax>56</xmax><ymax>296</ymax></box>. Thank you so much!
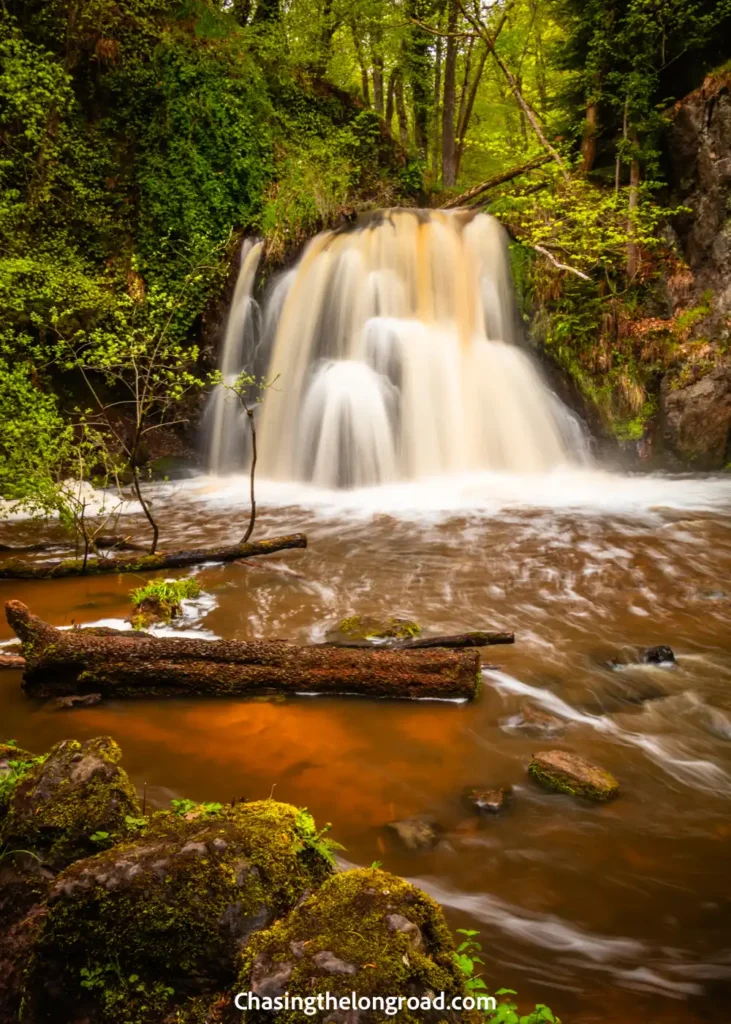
<box><xmin>203</xmin><ymin>238</ymin><xmax>264</xmax><ymax>474</ymax></box>
<box><xmin>206</xmin><ymin>210</ymin><xmax>590</xmax><ymax>486</ymax></box>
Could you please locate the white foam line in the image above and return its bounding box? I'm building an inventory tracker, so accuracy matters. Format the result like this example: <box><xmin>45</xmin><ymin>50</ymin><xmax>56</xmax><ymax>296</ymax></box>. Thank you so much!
<box><xmin>486</xmin><ymin>669</ymin><xmax>731</xmax><ymax>797</ymax></box>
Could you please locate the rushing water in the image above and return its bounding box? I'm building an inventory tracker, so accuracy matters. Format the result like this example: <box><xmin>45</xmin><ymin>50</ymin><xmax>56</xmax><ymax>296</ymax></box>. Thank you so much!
<box><xmin>2</xmin><ymin>471</ymin><xmax>731</xmax><ymax>1023</ymax></box>
<box><xmin>203</xmin><ymin>210</ymin><xmax>589</xmax><ymax>484</ymax></box>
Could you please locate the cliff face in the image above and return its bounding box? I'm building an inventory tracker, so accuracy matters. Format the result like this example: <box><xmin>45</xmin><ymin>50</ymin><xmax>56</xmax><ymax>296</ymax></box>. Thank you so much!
<box><xmin>660</xmin><ymin>68</ymin><xmax>731</xmax><ymax>468</ymax></box>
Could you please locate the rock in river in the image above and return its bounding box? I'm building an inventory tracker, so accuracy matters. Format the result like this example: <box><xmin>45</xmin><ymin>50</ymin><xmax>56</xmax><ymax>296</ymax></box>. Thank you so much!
<box><xmin>508</xmin><ymin>703</ymin><xmax>566</xmax><ymax>737</ymax></box>
<box><xmin>642</xmin><ymin>645</ymin><xmax>676</xmax><ymax>665</ymax></box>
<box><xmin>385</xmin><ymin>816</ymin><xmax>440</xmax><ymax>850</ymax></box>
<box><xmin>464</xmin><ymin>785</ymin><xmax>512</xmax><ymax>814</ymax></box>
<box><xmin>528</xmin><ymin>750</ymin><xmax>620</xmax><ymax>802</ymax></box>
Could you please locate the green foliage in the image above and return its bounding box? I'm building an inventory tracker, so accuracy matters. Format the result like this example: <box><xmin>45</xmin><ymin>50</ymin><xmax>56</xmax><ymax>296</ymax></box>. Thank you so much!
<box><xmin>169</xmin><ymin>797</ymin><xmax>223</xmax><ymax>817</ymax></box>
<box><xmin>293</xmin><ymin>808</ymin><xmax>345</xmax><ymax>867</ymax></box>
<box><xmin>130</xmin><ymin>577</ymin><xmax>201</xmax><ymax>610</ymax></box>
<box><xmin>453</xmin><ymin>930</ymin><xmax>560</xmax><ymax>1023</ymax></box>
<box><xmin>0</xmin><ymin>752</ymin><xmax>47</xmax><ymax>812</ymax></box>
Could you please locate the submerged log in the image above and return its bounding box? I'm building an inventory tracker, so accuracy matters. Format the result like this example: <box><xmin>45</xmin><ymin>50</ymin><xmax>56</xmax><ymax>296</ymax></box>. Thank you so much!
<box><xmin>0</xmin><ymin>534</ymin><xmax>307</xmax><ymax>580</ymax></box>
<box><xmin>323</xmin><ymin>630</ymin><xmax>514</xmax><ymax>650</ymax></box>
<box><xmin>5</xmin><ymin>601</ymin><xmax>480</xmax><ymax>701</ymax></box>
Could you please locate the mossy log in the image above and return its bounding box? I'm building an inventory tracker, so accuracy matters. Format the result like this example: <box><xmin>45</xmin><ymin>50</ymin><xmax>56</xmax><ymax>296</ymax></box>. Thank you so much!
<box><xmin>323</xmin><ymin>629</ymin><xmax>514</xmax><ymax>649</ymax></box>
<box><xmin>5</xmin><ymin>601</ymin><xmax>480</xmax><ymax>701</ymax></box>
<box><xmin>0</xmin><ymin>533</ymin><xmax>307</xmax><ymax>579</ymax></box>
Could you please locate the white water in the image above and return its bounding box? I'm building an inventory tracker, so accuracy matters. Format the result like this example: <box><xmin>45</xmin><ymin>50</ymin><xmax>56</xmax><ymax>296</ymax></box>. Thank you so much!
<box><xmin>205</xmin><ymin>209</ymin><xmax>590</xmax><ymax>486</ymax></box>
<box><xmin>203</xmin><ymin>239</ymin><xmax>264</xmax><ymax>474</ymax></box>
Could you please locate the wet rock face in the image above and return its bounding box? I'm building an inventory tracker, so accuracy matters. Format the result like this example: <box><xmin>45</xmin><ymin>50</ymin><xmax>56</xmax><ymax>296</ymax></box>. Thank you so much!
<box><xmin>528</xmin><ymin>750</ymin><xmax>620</xmax><ymax>802</ymax></box>
<box><xmin>662</xmin><ymin>71</ymin><xmax>731</xmax><ymax>468</ymax></box>
<box><xmin>237</xmin><ymin>868</ymin><xmax>470</xmax><ymax>1024</ymax></box>
<box><xmin>23</xmin><ymin>800</ymin><xmax>334</xmax><ymax>1023</ymax></box>
<box><xmin>0</xmin><ymin>736</ymin><xmax>140</xmax><ymax>867</ymax></box>
<box><xmin>661</xmin><ymin>361</ymin><xmax>731</xmax><ymax>468</ymax></box>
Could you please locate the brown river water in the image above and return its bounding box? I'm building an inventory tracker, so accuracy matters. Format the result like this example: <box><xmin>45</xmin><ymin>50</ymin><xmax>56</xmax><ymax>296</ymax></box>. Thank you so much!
<box><xmin>2</xmin><ymin>469</ymin><xmax>731</xmax><ymax>1024</ymax></box>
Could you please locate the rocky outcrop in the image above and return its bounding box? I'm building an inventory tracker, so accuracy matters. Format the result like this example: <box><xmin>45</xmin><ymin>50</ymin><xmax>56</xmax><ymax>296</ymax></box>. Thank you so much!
<box><xmin>661</xmin><ymin>68</ymin><xmax>731</xmax><ymax>467</ymax></box>
<box><xmin>661</xmin><ymin>359</ymin><xmax>731</xmax><ymax>467</ymax></box>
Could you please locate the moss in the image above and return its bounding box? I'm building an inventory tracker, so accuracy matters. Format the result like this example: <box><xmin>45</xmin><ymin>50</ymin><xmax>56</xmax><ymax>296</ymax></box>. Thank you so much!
<box><xmin>24</xmin><ymin>800</ymin><xmax>335</xmax><ymax>1023</ymax></box>
<box><xmin>528</xmin><ymin>752</ymin><xmax>619</xmax><ymax>802</ymax></box>
<box><xmin>336</xmin><ymin>615</ymin><xmax>421</xmax><ymax>641</ymax></box>
<box><xmin>0</xmin><ymin>737</ymin><xmax>141</xmax><ymax>866</ymax></box>
<box><xmin>129</xmin><ymin>576</ymin><xmax>201</xmax><ymax>629</ymax></box>
<box><xmin>236</xmin><ymin>867</ymin><xmax>474</xmax><ymax>1024</ymax></box>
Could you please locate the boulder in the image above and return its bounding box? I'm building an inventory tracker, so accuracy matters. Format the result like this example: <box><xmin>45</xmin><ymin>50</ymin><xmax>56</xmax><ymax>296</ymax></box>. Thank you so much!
<box><xmin>236</xmin><ymin>867</ymin><xmax>471</xmax><ymax>1023</ymax></box>
<box><xmin>385</xmin><ymin>817</ymin><xmax>440</xmax><ymax>851</ymax></box>
<box><xmin>0</xmin><ymin>736</ymin><xmax>140</xmax><ymax>867</ymax></box>
<box><xmin>464</xmin><ymin>786</ymin><xmax>512</xmax><ymax>814</ymax></box>
<box><xmin>22</xmin><ymin>800</ymin><xmax>334</xmax><ymax>1023</ymax></box>
<box><xmin>328</xmin><ymin>615</ymin><xmax>421</xmax><ymax>643</ymax></box>
<box><xmin>528</xmin><ymin>750</ymin><xmax>619</xmax><ymax>802</ymax></box>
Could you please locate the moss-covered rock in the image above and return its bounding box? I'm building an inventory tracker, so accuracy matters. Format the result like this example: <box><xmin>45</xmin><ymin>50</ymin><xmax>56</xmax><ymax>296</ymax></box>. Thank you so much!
<box><xmin>22</xmin><ymin>801</ymin><xmax>334</xmax><ymax>1023</ymax></box>
<box><xmin>235</xmin><ymin>867</ymin><xmax>473</xmax><ymax>1023</ymax></box>
<box><xmin>0</xmin><ymin>736</ymin><xmax>141</xmax><ymax>867</ymax></box>
<box><xmin>330</xmin><ymin>615</ymin><xmax>421</xmax><ymax>642</ymax></box>
<box><xmin>528</xmin><ymin>750</ymin><xmax>619</xmax><ymax>802</ymax></box>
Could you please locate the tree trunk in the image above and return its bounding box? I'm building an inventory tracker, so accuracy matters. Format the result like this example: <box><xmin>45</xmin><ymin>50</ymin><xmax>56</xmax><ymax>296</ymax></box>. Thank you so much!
<box><xmin>626</xmin><ymin>132</ymin><xmax>641</xmax><ymax>280</ymax></box>
<box><xmin>0</xmin><ymin>534</ymin><xmax>307</xmax><ymax>580</ymax></box>
<box><xmin>395</xmin><ymin>69</ymin><xmax>410</xmax><ymax>148</ymax></box>
<box><xmin>441</xmin><ymin>0</ymin><xmax>458</xmax><ymax>187</ymax></box>
<box><xmin>581</xmin><ymin>102</ymin><xmax>598</xmax><ymax>174</ymax></box>
<box><xmin>6</xmin><ymin>602</ymin><xmax>481</xmax><ymax>701</ymax></box>
<box><xmin>386</xmin><ymin>68</ymin><xmax>397</xmax><ymax>129</ymax></box>
<box><xmin>371</xmin><ymin>27</ymin><xmax>385</xmax><ymax>116</ymax></box>
<box><xmin>454</xmin><ymin>45</ymin><xmax>487</xmax><ymax>180</ymax></box>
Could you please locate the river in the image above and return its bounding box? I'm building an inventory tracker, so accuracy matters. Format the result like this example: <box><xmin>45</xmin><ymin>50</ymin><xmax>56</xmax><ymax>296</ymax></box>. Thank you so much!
<box><xmin>2</xmin><ymin>468</ymin><xmax>731</xmax><ymax>1023</ymax></box>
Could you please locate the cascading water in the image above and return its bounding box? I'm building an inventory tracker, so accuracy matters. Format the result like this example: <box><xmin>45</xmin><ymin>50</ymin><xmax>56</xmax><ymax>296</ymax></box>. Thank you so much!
<box><xmin>203</xmin><ymin>239</ymin><xmax>264</xmax><ymax>474</ymax></box>
<box><xmin>205</xmin><ymin>209</ymin><xmax>589</xmax><ymax>486</ymax></box>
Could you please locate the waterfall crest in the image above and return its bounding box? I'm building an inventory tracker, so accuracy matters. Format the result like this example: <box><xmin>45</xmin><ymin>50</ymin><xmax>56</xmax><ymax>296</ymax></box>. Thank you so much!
<box><xmin>205</xmin><ymin>210</ymin><xmax>589</xmax><ymax>486</ymax></box>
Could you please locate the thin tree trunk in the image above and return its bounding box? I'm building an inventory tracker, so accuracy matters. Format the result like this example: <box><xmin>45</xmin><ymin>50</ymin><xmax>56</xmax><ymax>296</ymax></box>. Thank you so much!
<box><xmin>386</xmin><ymin>68</ymin><xmax>397</xmax><ymax>129</ymax></box>
<box><xmin>372</xmin><ymin>27</ymin><xmax>385</xmax><ymax>115</ymax></box>
<box><xmin>581</xmin><ymin>102</ymin><xmax>598</xmax><ymax>174</ymax></box>
<box><xmin>395</xmin><ymin>69</ymin><xmax>410</xmax><ymax>148</ymax></box>
<box><xmin>242</xmin><ymin>405</ymin><xmax>257</xmax><ymax>544</ymax></box>
<box><xmin>627</xmin><ymin>133</ymin><xmax>641</xmax><ymax>280</ymax></box>
<box><xmin>132</xmin><ymin>465</ymin><xmax>159</xmax><ymax>556</ymax></box>
<box><xmin>432</xmin><ymin>14</ymin><xmax>444</xmax><ymax>178</ymax></box>
<box><xmin>441</xmin><ymin>0</ymin><xmax>459</xmax><ymax>187</ymax></box>
<box><xmin>352</xmin><ymin>28</ymin><xmax>371</xmax><ymax>106</ymax></box>
<box><xmin>455</xmin><ymin>45</ymin><xmax>488</xmax><ymax>179</ymax></box>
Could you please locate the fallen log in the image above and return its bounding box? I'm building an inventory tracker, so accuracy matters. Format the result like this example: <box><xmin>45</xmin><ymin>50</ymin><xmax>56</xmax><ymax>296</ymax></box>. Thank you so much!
<box><xmin>442</xmin><ymin>154</ymin><xmax>551</xmax><ymax>209</ymax></box>
<box><xmin>0</xmin><ymin>534</ymin><xmax>307</xmax><ymax>579</ymax></box>
<box><xmin>5</xmin><ymin>601</ymin><xmax>481</xmax><ymax>701</ymax></box>
<box><xmin>323</xmin><ymin>630</ymin><xmax>514</xmax><ymax>650</ymax></box>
